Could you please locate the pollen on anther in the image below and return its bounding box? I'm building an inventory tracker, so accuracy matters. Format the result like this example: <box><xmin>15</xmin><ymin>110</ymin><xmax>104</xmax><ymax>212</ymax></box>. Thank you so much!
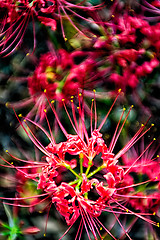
<box><xmin>93</xmin><ymin>89</ymin><xmax>96</xmax><ymax>93</ymax></box>
<box><xmin>51</xmin><ymin>100</ymin><xmax>55</xmax><ymax>104</ymax></box>
<box><xmin>62</xmin><ymin>99</ymin><xmax>65</xmax><ymax>102</ymax></box>
<box><xmin>118</xmin><ymin>88</ymin><xmax>121</xmax><ymax>93</ymax></box>
<box><xmin>123</xmin><ymin>107</ymin><xmax>126</xmax><ymax>111</ymax></box>
<box><xmin>157</xmin><ymin>155</ymin><xmax>159</xmax><ymax>158</ymax></box>
<box><xmin>26</xmin><ymin>53</ymin><xmax>30</xmax><ymax>56</ymax></box>
<box><xmin>71</xmin><ymin>100</ymin><xmax>73</xmax><ymax>103</ymax></box>
<box><xmin>79</xmin><ymin>93</ymin><xmax>82</xmax><ymax>97</ymax></box>
<box><xmin>92</xmin><ymin>99</ymin><xmax>94</xmax><ymax>102</ymax></box>
<box><xmin>71</xmin><ymin>96</ymin><xmax>74</xmax><ymax>99</ymax></box>
<box><xmin>100</xmin><ymin>227</ymin><xmax>102</xmax><ymax>231</ymax></box>
<box><xmin>131</xmin><ymin>105</ymin><xmax>134</xmax><ymax>108</ymax></box>
<box><xmin>18</xmin><ymin>114</ymin><xmax>22</xmax><ymax>118</ymax></box>
<box><xmin>44</xmin><ymin>89</ymin><xmax>46</xmax><ymax>93</ymax></box>
<box><xmin>157</xmin><ymin>222</ymin><xmax>159</xmax><ymax>227</ymax></box>
<box><xmin>153</xmin><ymin>212</ymin><xmax>156</xmax><ymax>215</ymax></box>
<box><xmin>44</xmin><ymin>233</ymin><xmax>46</xmax><ymax>237</ymax></box>
<box><xmin>11</xmin><ymin>162</ymin><xmax>13</xmax><ymax>164</ymax></box>
<box><xmin>77</xmin><ymin>107</ymin><xmax>79</xmax><ymax>109</ymax></box>
<box><xmin>5</xmin><ymin>102</ymin><xmax>9</xmax><ymax>108</ymax></box>
<box><xmin>151</xmin><ymin>123</ymin><xmax>154</xmax><ymax>126</ymax></box>
<box><xmin>44</xmin><ymin>109</ymin><xmax>47</xmax><ymax>113</ymax></box>
<box><xmin>153</xmin><ymin>138</ymin><xmax>156</xmax><ymax>141</ymax></box>
<box><xmin>79</xmin><ymin>153</ymin><xmax>84</xmax><ymax>159</ymax></box>
<box><xmin>141</xmin><ymin>124</ymin><xmax>144</xmax><ymax>127</ymax></box>
<box><xmin>126</xmin><ymin>209</ymin><xmax>129</xmax><ymax>213</ymax></box>
<box><xmin>65</xmin><ymin>37</ymin><xmax>68</xmax><ymax>41</ymax></box>
<box><xmin>6</xmin><ymin>150</ymin><xmax>8</xmax><ymax>153</ymax></box>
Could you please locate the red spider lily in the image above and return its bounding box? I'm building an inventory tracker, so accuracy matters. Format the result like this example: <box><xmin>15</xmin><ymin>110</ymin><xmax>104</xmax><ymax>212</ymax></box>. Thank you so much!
<box><xmin>0</xmin><ymin>90</ymin><xmax>160</xmax><ymax>239</ymax></box>
<box><xmin>0</xmin><ymin>0</ymin><xmax>56</xmax><ymax>56</ymax></box>
<box><xmin>0</xmin><ymin>0</ymin><xmax>103</xmax><ymax>56</ymax></box>
<box><xmin>6</xmin><ymin>49</ymin><xmax>101</xmax><ymax>121</ymax></box>
<box><xmin>93</xmin><ymin>15</ymin><xmax>160</xmax><ymax>91</ymax></box>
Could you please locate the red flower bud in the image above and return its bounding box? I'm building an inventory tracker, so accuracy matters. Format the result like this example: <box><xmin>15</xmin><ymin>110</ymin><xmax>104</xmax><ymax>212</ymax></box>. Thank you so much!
<box><xmin>22</xmin><ymin>226</ymin><xmax>40</xmax><ymax>235</ymax></box>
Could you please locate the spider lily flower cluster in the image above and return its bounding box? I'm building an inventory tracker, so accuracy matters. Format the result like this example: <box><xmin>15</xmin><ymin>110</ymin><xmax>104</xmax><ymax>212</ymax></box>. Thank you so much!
<box><xmin>1</xmin><ymin>90</ymin><xmax>160</xmax><ymax>239</ymax></box>
<box><xmin>5</xmin><ymin>12</ymin><xmax>160</xmax><ymax>121</ymax></box>
<box><xmin>0</xmin><ymin>0</ymin><xmax>101</xmax><ymax>56</ymax></box>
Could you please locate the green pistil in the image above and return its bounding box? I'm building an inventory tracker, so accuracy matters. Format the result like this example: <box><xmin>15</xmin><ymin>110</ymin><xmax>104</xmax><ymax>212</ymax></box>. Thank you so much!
<box><xmin>87</xmin><ymin>165</ymin><xmax>103</xmax><ymax>179</ymax></box>
<box><xmin>65</xmin><ymin>163</ymin><xmax>81</xmax><ymax>179</ymax></box>
<box><xmin>85</xmin><ymin>160</ymin><xmax>93</xmax><ymax>176</ymax></box>
<box><xmin>75</xmin><ymin>179</ymin><xmax>82</xmax><ymax>191</ymax></box>
<box><xmin>69</xmin><ymin>179</ymin><xmax>79</xmax><ymax>186</ymax></box>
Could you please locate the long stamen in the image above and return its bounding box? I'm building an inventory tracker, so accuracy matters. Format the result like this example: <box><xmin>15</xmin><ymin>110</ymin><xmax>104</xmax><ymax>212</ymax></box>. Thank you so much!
<box><xmin>98</xmin><ymin>89</ymin><xmax>121</xmax><ymax>131</ymax></box>
<box><xmin>114</xmin><ymin>119</ymin><xmax>152</xmax><ymax>161</ymax></box>
<box><xmin>124</xmin><ymin>138</ymin><xmax>157</xmax><ymax>175</ymax></box>
<box><xmin>109</xmin><ymin>203</ymin><xmax>132</xmax><ymax>240</ymax></box>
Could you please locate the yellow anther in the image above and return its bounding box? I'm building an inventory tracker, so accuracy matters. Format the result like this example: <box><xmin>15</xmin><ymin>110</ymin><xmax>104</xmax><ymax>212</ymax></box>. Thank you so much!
<box><xmin>44</xmin><ymin>89</ymin><xmax>46</xmax><ymax>93</ymax></box>
<box><xmin>102</xmin><ymin>162</ymin><xmax>107</xmax><ymax>168</ymax></box>
<box><xmin>79</xmin><ymin>153</ymin><xmax>84</xmax><ymax>159</ymax></box>
<box><xmin>11</xmin><ymin>162</ymin><xmax>13</xmax><ymax>164</ymax></box>
<box><xmin>155</xmin><ymin>177</ymin><xmax>158</xmax><ymax>180</ymax></box>
<box><xmin>26</xmin><ymin>53</ymin><xmax>30</xmax><ymax>56</ymax></box>
<box><xmin>153</xmin><ymin>138</ymin><xmax>156</xmax><ymax>141</ymax></box>
<box><xmin>141</xmin><ymin>124</ymin><xmax>144</xmax><ymax>127</ymax></box>
<box><xmin>118</xmin><ymin>88</ymin><xmax>121</xmax><ymax>93</ymax></box>
<box><xmin>6</xmin><ymin>150</ymin><xmax>8</xmax><ymax>153</ymax></box>
<box><xmin>100</xmin><ymin>227</ymin><xmax>102</xmax><ymax>231</ymax></box>
<box><xmin>126</xmin><ymin>209</ymin><xmax>129</xmax><ymax>213</ymax></box>
<box><xmin>77</xmin><ymin>107</ymin><xmax>79</xmax><ymax>109</ymax></box>
<box><xmin>93</xmin><ymin>89</ymin><xmax>96</xmax><ymax>93</ymax></box>
<box><xmin>92</xmin><ymin>99</ymin><xmax>94</xmax><ymax>102</ymax></box>
<box><xmin>157</xmin><ymin>155</ymin><xmax>159</xmax><ymax>158</ymax></box>
<box><xmin>65</xmin><ymin>37</ymin><xmax>68</xmax><ymax>41</ymax></box>
<box><xmin>44</xmin><ymin>233</ymin><xmax>46</xmax><ymax>237</ymax></box>
<box><xmin>151</xmin><ymin>123</ymin><xmax>154</xmax><ymax>126</ymax></box>
<box><xmin>71</xmin><ymin>100</ymin><xmax>73</xmax><ymax>103</ymax></box>
<box><xmin>153</xmin><ymin>212</ymin><xmax>156</xmax><ymax>215</ymax></box>
<box><xmin>123</xmin><ymin>107</ymin><xmax>126</xmax><ymax>111</ymax></box>
<box><xmin>62</xmin><ymin>99</ymin><xmax>65</xmax><ymax>102</ymax></box>
<box><xmin>131</xmin><ymin>105</ymin><xmax>134</xmax><ymax>108</ymax></box>
<box><xmin>44</xmin><ymin>109</ymin><xmax>47</xmax><ymax>113</ymax></box>
<box><xmin>23</xmin><ymin>119</ymin><xmax>26</xmax><ymax>122</ymax></box>
<box><xmin>18</xmin><ymin>114</ymin><xmax>22</xmax><ymax>118</ymax></box>
<box><xmin>157</xmin><ymin>222</ymin><xmax>159</xmax><ymax>227</ymax></box>
<box><xmin>112</xmin><ymin>14</ymin><xmax>115</xmax><ymax>18</ymax></box>
<box><xmin>5</xmin><ymin>102</ymin><xmax>9</xmax><ymax>108</ymax></box>
<box><xmin>79</xmin><ymin>93</ymin><xmax>82</xmax><ymax>96</ymax></box>
<box><xmin>51</xmin><ymin>100</ymin><xmax>55</xmax><ymax>104</ymax></box>
<box><xmin>71</xmin><ymin>96</ymin><xmax>74</xmax><ymax>99</ymax></box>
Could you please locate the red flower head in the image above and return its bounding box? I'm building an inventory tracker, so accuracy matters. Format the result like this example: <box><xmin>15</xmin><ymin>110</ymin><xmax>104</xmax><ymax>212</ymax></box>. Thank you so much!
<box><xmin>0</xmin><ymin>0</ymin><xmax>102</xmax><ymax>56</ymax></box>
<box><xmin>1</xmin><ymin>90</ymin><xmax>160</xmax><ymax>239</ymax></box>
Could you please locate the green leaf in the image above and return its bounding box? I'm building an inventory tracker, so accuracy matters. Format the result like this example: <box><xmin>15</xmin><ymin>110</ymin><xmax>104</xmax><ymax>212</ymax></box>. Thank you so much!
<box><xmin>3</xmin><ymin>203</ymin><xmax>14</xmax><ymax>228</ymax></box>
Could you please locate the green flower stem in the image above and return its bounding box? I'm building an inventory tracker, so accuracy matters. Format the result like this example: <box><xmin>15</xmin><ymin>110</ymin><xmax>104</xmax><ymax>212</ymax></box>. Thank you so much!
<box><xmin>87</xmin><ymin>165</ymin><xmax>103</xmax><ymax>179</ymax></box>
